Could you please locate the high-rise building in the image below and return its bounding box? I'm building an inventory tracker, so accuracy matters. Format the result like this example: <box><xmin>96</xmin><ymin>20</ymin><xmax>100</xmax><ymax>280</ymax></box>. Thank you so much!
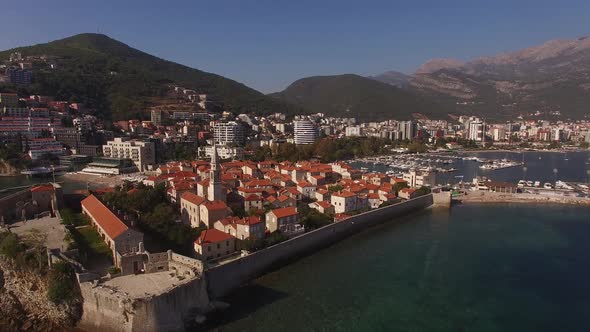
<box><xmin>293</xmin><ymin>120</ymin><xmax>318</xmax><ymax>145</ymax></box>
<box><xmin>102</xmin><ymin>138</ymin><xmax>155</xmax><ymax>171</ymax></box>
<box><xmin>6</xmin><ymin>67</ymin><xmax>32</xmax><ymax>85</ymax></box>
<box><xmin>345</xmin><ymin>126</ymin><xmax>362</xmax><ymax>137</ymax></box>
<box><xmin>468</xmin><ymin>121</ymin><xmax>485</xmax><ymax>142</ymax></box>
<box><xmin>398</xmin><ymin>121</ymin><xmax>416</xmax><ymax>140</ymax></box>
<box><xmin>207</xmin><ymin>145</ymin><xmax>225</xmax><ymax>202</ymax></box>
<box><xmin>213</xmin><ymin>121</ymin><xmax>245</xmax><ymax>146</ymax></box>
<box><xmin>150</xmin><ymin>110</ymin><xmax>162</xmax><ymax>126</ymax></box>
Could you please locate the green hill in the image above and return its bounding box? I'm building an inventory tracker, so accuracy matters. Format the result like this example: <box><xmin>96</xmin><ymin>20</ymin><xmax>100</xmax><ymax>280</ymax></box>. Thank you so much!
<box><xmin>270</xmin><ymin>74</ymin><xmax>447</xmax><ymax>121</ymax></box>
<box><xmin>0</xmin><ymin>33</ymin><xmax>303</xmax><ymax>120</ymax></box>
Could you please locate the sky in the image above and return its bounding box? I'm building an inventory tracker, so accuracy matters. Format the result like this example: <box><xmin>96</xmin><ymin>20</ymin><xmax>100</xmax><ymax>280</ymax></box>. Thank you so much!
<box><xmin>2</xmin><ymin>0</ymin><xmax>590</xmax><ymax>93</ymax></box>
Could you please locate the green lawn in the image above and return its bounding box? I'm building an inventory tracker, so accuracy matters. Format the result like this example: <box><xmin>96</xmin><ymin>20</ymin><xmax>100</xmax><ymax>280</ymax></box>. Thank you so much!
<box><xmin>74</xmin><ymin>226</ymin><xmax>111</xmax><ymax>257</ymax></box>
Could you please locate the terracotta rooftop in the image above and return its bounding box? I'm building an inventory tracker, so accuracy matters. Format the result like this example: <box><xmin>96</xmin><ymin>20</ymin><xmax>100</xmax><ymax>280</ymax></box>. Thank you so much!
<box><xmin>202</xmin><ymin>200</ymin><xmax>229</xmax><ymax>211</ymax></box>
<box><xmin>181</xmin><ymin>192</ymin><xmax>206</xmax><ymax>206</ymax></box>
<box><xmin>195</xmin><ymin>228</ymin><xmax>235</xmax><ymax>245</ymax></box>
<box><xmin>269</xmin><ymin>207</ymin><xmax>297</xmax><ymax>218</ymax></box>
<box><xmin>81</xmin><ymin>195</ymin><xmax>129</xmax><ymax>240</ymax></box>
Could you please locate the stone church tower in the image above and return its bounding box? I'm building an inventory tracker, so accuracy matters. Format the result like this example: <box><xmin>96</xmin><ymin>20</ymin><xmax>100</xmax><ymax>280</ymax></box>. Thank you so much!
<box><xmin>207</xmin><ymin>145</ymin><xmax>225</xmax><ymax>201</ymax></box>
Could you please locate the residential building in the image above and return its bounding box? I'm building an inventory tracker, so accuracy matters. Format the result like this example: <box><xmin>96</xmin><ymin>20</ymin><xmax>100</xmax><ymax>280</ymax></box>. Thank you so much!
<box><xmin>293</xmin><ymin>120</ymin><xmax>318</xmax><ymax>145</ymax></box>
<box><xmin>198</xmin><ymin>145</ymin><xmax>244</xmax><ymax>160</ymax></box>
<box><xmin>150</xmin><ymin>110</ymin><xmax>162</xmax><ymax>126</ymax></box>
<box><xmin>194</xmin><ymin>229</ymin><xmax>236</xmax><ymax>261</ymax></box>
<box><xmin>266</xmin><ymin>207</ymin><xmax>299</xmax><ymax>233</ymax></box>
<box><xmin>180</xmin><ymin>192</ymin><xmax>206</xmax><ymax>228</ymax></box>
<box><xmin>199</xmin><ymin>200</ymin><xmax>231</xmax><ymax>228</ymax></box>
<box><xmin>398</xmin><ymin>121</ymin><xmax>416</xmax><ymax>140</ymax></box>
<box><xmin>102</xmin><ymin>137</ymin><xmax>155</xmax><ymax>171</ymax></box>
<box><xmin>398</xmin><ymin>188</ymin><xmax>418</xmax><ymax>200</ymax></box>
<box><xmin>345</xmin><ymin>126</ymin><xmax>362</xmax><ymax>137</ymax></box>
<box><xmin>468</xmin><ymin>121</ymin><xmax>485</xmax><ymax>142</ymax></box>
<box><xmin>331</xmin><ymin>191</ymin><xmax>358</xmax><ymax>214</ymax></box>
<box><xmin>213</xmin><ymin>121</ymin><xmax>245</xmax><ymax>146</ymax></box>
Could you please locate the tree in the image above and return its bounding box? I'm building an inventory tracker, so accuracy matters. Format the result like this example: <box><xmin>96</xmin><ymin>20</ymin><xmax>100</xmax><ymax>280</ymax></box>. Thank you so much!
<box><xmin>47</xmin><ymin>262</ymin><xmax>79</xmax><ymax>304</ymax></box>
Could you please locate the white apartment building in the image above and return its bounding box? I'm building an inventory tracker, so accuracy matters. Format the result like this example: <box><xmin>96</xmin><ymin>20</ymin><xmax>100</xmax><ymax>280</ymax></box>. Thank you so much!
<box><xmin>403</xmin><ymin>170</ymin><xmax>436</xmax><ymax>188</ymax></box>
<box><xmin>345</xmin><ymin>125</ymin><xmax>362</xmax><ymax>137</ymax></box>
<box><xmin>198</xmin><ymin>145</ymin><xmax>244</xmax><ymax>160</ymax></box>
<box><xmin>213</xmin><ymin>121</ymin><xmax>245</xmax><ymax>146</ymax></box>
<box><xmin>102</xmin><ymin>138</ymin><xmax>155</xmax><ymax>171</ymax></box>
<box><xmin>468</xmin><ymin>121</ymin><xmax>485</xmax><ymax>142</ymax></box>
<box><xmin>398</xmin><ymin>121</ymin><xmax>416</xmax><ymax>140</ymax></box>
<box><xmin>293</xmin><ymin>120</ymin><xmax>318</xmax><ymax>145</ymax></box>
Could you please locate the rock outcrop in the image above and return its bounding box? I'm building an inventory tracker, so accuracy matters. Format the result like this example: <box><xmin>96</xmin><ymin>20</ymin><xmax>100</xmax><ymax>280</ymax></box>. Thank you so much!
<box><xmin>0</xmin><ymin>258</ymin><xmax>82</xmax><ymax>331</ymax></box>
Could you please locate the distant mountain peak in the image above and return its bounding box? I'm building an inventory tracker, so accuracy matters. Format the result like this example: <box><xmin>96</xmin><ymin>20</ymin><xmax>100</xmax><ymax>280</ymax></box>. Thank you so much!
<box><xmin>415</xmin><ymin>58</ymin><xmax>464</xmax><ymax>74</ymax></box>
<box><xmin>369</xmin><ymin>70</ymin><xmax>410</xmax><ymax>88</ymax></box>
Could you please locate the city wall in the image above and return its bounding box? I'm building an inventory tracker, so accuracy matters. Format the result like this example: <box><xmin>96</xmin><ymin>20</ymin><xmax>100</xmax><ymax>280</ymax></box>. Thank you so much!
<box><xmin>78</xmin><ymin>276</ymin><xmax>210</xmax><ymax>332</ymax></box>
<box><xmin>206</xmin><ymin>193</ymin><xmax>434</xmax><ymax>298</ymax></box>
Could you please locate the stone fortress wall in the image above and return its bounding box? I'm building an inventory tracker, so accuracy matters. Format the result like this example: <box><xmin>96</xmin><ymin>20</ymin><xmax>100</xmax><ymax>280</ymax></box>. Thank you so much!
<box><xmin>206</xmin><ymin>193</ymin><xmax>434</xmax><ymax>298</ymax></box>
<box><xmin>77</xmin><ymin>194</ymin><xmax>435</xmax><ymax>331</ymax></box>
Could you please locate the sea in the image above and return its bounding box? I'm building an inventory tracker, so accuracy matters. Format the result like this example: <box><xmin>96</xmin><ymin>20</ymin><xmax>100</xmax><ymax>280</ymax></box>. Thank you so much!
<box><xmin>205</xmin><ymin>203</ymin><xmax>590</xmax><ymax>332</ymax></box>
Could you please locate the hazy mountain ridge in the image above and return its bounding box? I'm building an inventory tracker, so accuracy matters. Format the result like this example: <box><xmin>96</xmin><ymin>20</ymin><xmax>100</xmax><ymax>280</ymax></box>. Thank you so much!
<box><xmin>270</xmin><ymin>74</ymin><xmax>448</xmax><ymax>121</ymax></box>
<box><xmin>408</xmin><ymin>36</ymin><xmax>590</xmax><ymax>119</ymax></box>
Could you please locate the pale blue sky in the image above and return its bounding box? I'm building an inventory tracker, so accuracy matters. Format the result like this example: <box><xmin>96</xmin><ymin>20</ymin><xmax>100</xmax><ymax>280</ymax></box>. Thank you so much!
<box><xmin>2</xmin><ymin>0</ymin><xmax>589</xmax><ymax>92</ymax></box>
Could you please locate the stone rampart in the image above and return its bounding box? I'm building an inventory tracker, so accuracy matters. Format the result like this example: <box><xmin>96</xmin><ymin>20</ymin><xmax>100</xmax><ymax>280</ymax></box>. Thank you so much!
<box><xmin>206</xmin><ymin>194</ymin><xmax>433</xmax><ymax>298</ymax></box>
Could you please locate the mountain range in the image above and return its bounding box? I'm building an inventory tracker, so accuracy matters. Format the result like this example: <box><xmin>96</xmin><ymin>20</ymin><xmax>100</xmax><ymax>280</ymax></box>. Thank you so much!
<box><xmin>1</xmin><ymin>33</ymin><xmax>589</xmax><ymax>122</ymax></box>
<box><xmin>0</xmin><ymin>33</ymin><xmax>302</xmax><ymax>120</ymax></box>
<box><xmin>275</xmin><ymin>36</ymin><xmax>590</xmax><ymax>121</ymax></box>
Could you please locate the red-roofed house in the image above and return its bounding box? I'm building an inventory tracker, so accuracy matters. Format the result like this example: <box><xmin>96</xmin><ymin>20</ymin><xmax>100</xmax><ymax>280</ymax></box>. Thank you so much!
<box><xmin>331</xmin><ymin>191</ymin><xmax>358</xmax><ymax>214</ymax></box>
<box><xmin>194</xmin><ymin>229</ymin><xmax>236</xmax><ymax>261</ymax></box>
<box><xmin>297</xmin><ymin>181</ymin><xmax>316</xmax><ymax>198</ymax></box>
<box><xmin>266</xmin><ymin>207</ymin><xmax>299</xmax><ymax>233</ymax></box>
<box><xmin>199</xmin><ymin>200</ymin><xmax>231</xmax><ymax>228</ymax></box>
<box><xmin>180</xmin><ymin>192</ymin><xmax>206</xmax><ymax>227</ymax></box>
<box><xmin>81</xmin><ymin>195</ymin><xmax>143</xmax><ymax>268</ymax></box>
<box><xmin>244</xmin><ymin>194</ymin><xmax>263</xmax><ymax>212</ymax></box>
<box><xmin>398</xmin><ymin>188</ymin><xmax>418</xmax><ymax>200</ymax></box>
<box><xmin>308</xmin><ymin>200</ymin><xmax>335</xmax><ymax>215</ymax></box>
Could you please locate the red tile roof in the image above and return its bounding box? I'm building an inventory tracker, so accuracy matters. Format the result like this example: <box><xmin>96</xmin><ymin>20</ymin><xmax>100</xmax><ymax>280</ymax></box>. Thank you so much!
<box><xmin>202</xmin><ymin>200</ymin><xmax>229</xmax><ymax>211</ymax></box>
<box><xmin>269</xmin><ymin>207</ymin><xmax>297</xmax><ymax>219</ymax></box>
<box><xmin>181</xmin><ymin>192</ymin><xmax>206</xmax><ymax>206</ymax></box>
<box><xmin>195</xmin><ymin>228</ymin><xmax>235</xmax><ymax>245</ymax></box>
<box><xmin>245</xmin><ymin>194</ymin><xmax>262</xmax><ymax>201</ymax></box>
<box><xmin>332</xmin><ymin>191</ymin><xmax>356</xmax><ymax>198</ymax></box>
<box><xmin>81</xmin><ymin>195</ymin><xmax>128</xmax><ymax>239</ymax></box>
<box><xmin>316</xmin><ymin>201</ymin><xmax>333</xmax><ymax>209</ymax></box>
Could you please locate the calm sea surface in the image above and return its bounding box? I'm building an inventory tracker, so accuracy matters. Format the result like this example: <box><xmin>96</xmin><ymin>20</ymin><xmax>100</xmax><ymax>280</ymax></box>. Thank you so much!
<box><xmin>206</xmin><ymin>204</ymin><xmax>590</xmax><ymax>332</ymax></box>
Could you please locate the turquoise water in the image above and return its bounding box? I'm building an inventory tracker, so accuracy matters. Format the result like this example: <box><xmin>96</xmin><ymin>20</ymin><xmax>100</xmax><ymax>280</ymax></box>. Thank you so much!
<box><xmin>206</xmin><ymin>204</ymin><xmax>590</xmax><ymax>332</ymax></box>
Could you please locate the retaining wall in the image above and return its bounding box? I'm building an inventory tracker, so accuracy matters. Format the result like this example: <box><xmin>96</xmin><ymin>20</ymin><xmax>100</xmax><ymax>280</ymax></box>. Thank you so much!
<box><xmin>206</xmin><ymin>194</ymin><xmax>433</xmax><ymax>298</ymax></box>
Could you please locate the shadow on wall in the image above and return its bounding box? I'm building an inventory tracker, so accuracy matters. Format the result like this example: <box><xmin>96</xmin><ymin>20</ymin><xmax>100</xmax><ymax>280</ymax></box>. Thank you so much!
<box><xmin>197</xmin><ymin>284</ymin><xmax>288</xmax><ymax>331</ymax></box>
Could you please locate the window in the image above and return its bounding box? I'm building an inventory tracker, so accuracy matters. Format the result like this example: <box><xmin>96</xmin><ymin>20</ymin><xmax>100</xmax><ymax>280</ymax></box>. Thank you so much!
<box><xmin>208</xmin><ymin>246</ymin><xmax>211</xmax><ymax>252</ymax></box>
<box><xmin>217</xmin><ymin>243</ymin><xmax>220</xmax><ymax>249</ymax></box>
<box><xmin>226</xmin><ymin>241</ymin><xmax>229</xmax><ymax>246</ymax></box>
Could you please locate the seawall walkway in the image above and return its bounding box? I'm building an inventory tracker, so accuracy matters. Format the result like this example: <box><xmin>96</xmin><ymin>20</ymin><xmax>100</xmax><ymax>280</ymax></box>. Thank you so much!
<box><xmin>455</xmin><ymin>191</ymin><xmax>590</xmax><ymax>206</ymax></box>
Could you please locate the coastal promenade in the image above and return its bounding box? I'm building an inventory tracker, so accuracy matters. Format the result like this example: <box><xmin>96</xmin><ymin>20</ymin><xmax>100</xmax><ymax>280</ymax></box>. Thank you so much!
<box><xmin>455</xmin><ymin>190</ymin><xmax>590</xmax><ymax>205</ymax></box>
